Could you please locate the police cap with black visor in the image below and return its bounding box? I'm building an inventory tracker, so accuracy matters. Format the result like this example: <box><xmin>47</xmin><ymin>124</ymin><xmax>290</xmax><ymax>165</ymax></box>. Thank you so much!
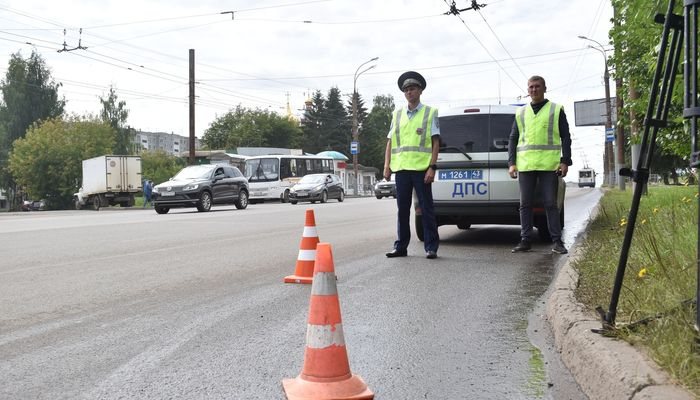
<box><xmin>397</xmin><ymin>71</ymin><xmax>426</xmax><ymax>91</ymax></box>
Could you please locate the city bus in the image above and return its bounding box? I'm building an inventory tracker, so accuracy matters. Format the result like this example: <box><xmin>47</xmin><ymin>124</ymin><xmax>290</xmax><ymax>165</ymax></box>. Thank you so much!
<box><xmin>244</xmin><ymin>155</ymin><xmax>335</xmax><ymax>202</ymax></box>
<box><xmin>578</xmin><ymin>168</ymin><xmax>596</xmax><ymax>188</ymax></box>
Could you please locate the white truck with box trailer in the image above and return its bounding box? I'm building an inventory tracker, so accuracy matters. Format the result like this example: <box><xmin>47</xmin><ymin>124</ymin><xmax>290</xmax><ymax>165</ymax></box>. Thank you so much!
<box><xmin>74</xmin><ymin>155</ymin><xmax>142</xmax><ymax>210</ymax></box>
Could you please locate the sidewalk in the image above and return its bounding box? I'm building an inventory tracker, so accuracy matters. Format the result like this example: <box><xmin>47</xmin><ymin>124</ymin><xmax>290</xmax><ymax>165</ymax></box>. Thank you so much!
<box><xmin>546</xmin><ymin>246</ymin><xmax>696</xmax><ymax>399</ymax></box>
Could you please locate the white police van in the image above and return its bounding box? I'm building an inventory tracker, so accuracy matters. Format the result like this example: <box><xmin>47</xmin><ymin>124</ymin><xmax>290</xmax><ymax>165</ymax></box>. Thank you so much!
<box><xmin>415</xmin><ymin>105</ymin><xmax>565</xmax><ymax>241</ymax></box>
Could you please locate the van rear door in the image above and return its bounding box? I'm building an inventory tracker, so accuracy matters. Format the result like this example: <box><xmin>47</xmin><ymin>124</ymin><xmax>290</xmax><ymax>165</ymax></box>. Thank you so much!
<box><xmin>434</xmin><ymin>107</ymin><xmax>491</xmax><ymax>202</ymax></box>
<box><xmin>485</xmin><ymin>108</ymin><xmax>519</xmax><ymax>203</ymax></box>
<box><xmin>434</xmin><ymin>106</ymin><xmax>519</xmax><ymax>203</ymax></box>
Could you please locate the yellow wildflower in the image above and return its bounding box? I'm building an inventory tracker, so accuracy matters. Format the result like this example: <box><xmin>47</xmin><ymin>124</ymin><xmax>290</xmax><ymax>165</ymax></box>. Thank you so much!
<box><xmin>619</xmin><ymin>218</ymin><xmax>627</xmax><ymax>227</ymax></box>
<box><xmin>652</xmin><ymin>207</ymin><xmax>659</xmax><ymax>214</ymax></box>
<box><xmin>638</xmin><ymin>268</ymin><xmax>648</xmax><ymax>278</ymax></box>
<box><xmin>641</xmin><ymin>219</ymin><xmax>647</xmax><ymax>224</ymax></box>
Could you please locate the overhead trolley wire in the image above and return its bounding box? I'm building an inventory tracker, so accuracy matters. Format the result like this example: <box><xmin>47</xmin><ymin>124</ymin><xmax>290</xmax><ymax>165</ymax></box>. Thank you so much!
<box><xmin>475</xmin><ymin>9</ymin><xmax>528</xmax><ymax>81</ymax></box>
<box><xmin>441</xmin><ymin>0</ymin><xmax>526</xmax><ymax>95</ymax></box>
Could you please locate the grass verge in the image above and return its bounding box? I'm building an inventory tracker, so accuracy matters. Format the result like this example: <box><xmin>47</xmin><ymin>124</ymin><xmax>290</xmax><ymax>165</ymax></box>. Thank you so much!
<box><xmin>572</xmin><ymin>185</ymin><xmax>699</xmax><ymax>395</ymax></box>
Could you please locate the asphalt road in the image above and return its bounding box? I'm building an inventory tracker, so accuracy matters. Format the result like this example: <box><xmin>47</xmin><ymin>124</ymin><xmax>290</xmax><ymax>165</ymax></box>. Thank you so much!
<box><xmin>0</xmin><ymin>187</ymin><xmax>601</xmax><ymax>399</ymax></box>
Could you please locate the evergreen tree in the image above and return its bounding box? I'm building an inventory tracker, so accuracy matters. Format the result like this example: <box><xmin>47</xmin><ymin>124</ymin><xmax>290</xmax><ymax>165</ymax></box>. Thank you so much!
<box><xmin>347</xmin><ymin>91</ymin><xmax>369</xmax><ymax>162</ymax></box>
<box><xmin>361</xmin><ymin>94</ymin><xmax>395</xmax><ymax>173</ymax></box>
<box><xmin>301</xmin><ymin>90</ymin><xmax>326</xmax><ymax>153</ymax></box>
<box><xmin>320</xmin><ymin>87</ymin><xmax>351</xmax><ymax>152</ymax></box>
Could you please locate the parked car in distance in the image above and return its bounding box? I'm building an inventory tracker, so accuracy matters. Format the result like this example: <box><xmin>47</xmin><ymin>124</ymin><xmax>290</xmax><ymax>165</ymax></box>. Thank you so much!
<box><xmin>288</xmin><ymin>173</ymin><xmax>345</xmax><ymax>204</ymax></box>
<box><xmin>21</xmin><ymin>199</ymin><xmax>46</xmax><ymax>211</ymax></box>
<box><xmin>152</xmin><ymin>164</ymin><xmax>249</xmax><ymax>214</ymax></box>
<box><xmin>374</xmin><ymin>176</ymin><xmax>396</xmax><ymax>199</ymax></box>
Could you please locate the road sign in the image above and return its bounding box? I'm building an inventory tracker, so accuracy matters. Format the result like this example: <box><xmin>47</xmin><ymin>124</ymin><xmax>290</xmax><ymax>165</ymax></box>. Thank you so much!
<box><xmin>350</xmin><ymin>141</ymin><xmax>359</xmax><ymax>155</ymax></box>
<box><xmin>605</xmin><ymin>128</ymin><xmax>615</xmax><ymax>142</ymax></box>
<box><xmin>574</xmin><ymin>98</ymin><xmax>618</xmax><ymax>126</ymax></box>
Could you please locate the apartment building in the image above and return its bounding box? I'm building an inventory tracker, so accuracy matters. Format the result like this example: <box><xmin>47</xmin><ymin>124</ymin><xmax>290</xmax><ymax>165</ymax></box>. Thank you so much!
<box><xmin>133</xmin><ymin>131</ymin><xmax>201</xmax><ymax>156</ymax></box>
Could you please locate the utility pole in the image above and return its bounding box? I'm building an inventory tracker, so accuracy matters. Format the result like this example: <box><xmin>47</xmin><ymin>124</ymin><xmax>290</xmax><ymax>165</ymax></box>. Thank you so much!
<box><xmin>615</xmin><ymin>77</ymin><xmax>626</xmax><ymax>190</ymax></box>
<box><xmin>189</xmin><ymin>49</ymin><xmax>195</xmax><ymax>166</ymax></box>
<box><xmin>579</xmin><ymin>36</ymin><xmax>615</xmax><ymax>187</ymax></box>
<box><xmin>613</xmin><ymin>4</ymin><xmax>626</xmax><ymax>190</ymax></box>
<box><xmin>603</xmin><ymin>60</ymin><xmax>615</xmax><ymax>187</ymax></box>
<box><xmin>351</xmin><ymin>57</ymin><xmax>378</xmax><ymax>195</ymax></box>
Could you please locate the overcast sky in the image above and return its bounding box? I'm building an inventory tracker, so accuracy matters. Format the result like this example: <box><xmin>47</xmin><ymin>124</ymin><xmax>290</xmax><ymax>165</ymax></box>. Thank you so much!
<box><xmin>0</xmin><ymin>0</ymin><xmax>614</xmax><ymax>179</ymax></box>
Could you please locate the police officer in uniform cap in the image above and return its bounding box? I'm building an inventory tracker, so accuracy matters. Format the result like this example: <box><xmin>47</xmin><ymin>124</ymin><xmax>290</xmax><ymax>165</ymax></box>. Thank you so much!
<box><xmin>397</xmin><ymin>71</ymin><xmax>426</xmax><ymax>91</ymax></box>
<box><xmin>383</xmin><ymin>71</ymin><xmax>441</xmax><ymax>259</ymax></box>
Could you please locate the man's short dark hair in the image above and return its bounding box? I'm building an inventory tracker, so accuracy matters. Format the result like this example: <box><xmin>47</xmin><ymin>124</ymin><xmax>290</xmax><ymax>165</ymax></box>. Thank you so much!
<box><xmin>528</xmin><ymin>75</ymin><xmax>546</xmax><ymax>86</ymax></box>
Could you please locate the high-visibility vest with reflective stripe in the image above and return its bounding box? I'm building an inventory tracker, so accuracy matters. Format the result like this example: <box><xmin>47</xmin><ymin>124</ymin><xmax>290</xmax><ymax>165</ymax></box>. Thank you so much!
<box><xmin>515</xmin><ymin>102</ymin><xmax>562</xmax><ymax>171</ymax></box>
<box><xmin>389</xmin><ymin>105</ymin><xmax>436</xmax><ymax>172</ymax></box>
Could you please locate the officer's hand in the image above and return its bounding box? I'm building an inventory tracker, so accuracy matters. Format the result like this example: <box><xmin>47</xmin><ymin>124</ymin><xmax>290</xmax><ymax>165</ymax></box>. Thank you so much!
<box><xmin>424</xmin><ymin>168</ymin><xmax>435</xmax><ymax>184</ymax></box>
<box><xmin>558</xmin><ymin>164</ymin><xmax>568</xmax><ymax>178</ymax></box>
<box><xmin>383</xmin><ymin>166</ymin><xmax>392</xmax><ymax>180</ymax></box>
<box><xmin>508</xmin><ymin>165</ymin><xmax>518</xmax><ymax>179</ymax></box>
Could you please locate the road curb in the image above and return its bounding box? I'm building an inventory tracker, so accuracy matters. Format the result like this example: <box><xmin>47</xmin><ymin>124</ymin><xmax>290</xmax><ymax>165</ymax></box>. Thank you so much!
<box><xmin>546</xmin><ymin>246</ymin><xmax>696</xmax><ymax>400</ymax></box>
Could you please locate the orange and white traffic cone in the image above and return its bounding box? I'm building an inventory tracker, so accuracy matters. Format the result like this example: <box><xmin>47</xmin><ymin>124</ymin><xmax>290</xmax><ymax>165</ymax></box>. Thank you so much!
<box><xmin>284</xmin><ymin>209</ymin><xmax>320</xmax><ymax>284</ymax></box>
<box><xmin>282</xmin><ymin>243</ymin><xmax>373</xmax><ymax>400</ymax></box>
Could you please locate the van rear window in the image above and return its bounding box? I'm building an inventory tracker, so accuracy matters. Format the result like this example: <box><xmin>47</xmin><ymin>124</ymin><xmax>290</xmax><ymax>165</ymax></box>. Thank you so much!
<box><xmin>438</xmin><ymin>113</ymin><xmax>515</xmax><ymax>153</ymax></box>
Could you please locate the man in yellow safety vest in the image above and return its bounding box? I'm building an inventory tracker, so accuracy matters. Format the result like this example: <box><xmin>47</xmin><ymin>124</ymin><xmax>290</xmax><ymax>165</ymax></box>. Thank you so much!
<box><xmin>383</xmin><ymin>71</ymin><xmax>440</xmax><ymax>259</ymax></box>
<box><xmin>508</xmin><ymin>75</ymin><xmax>572</xmax><ymax>254</ymax></box>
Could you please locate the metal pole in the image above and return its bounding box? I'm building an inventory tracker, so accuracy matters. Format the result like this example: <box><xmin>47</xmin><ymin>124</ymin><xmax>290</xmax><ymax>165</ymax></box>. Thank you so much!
<box><xmin>188</xmin><ymin>49</ymin><xmax>195</xmax><ymax>166</ymax></box>
<box><xmin>352</xmin><ymin>84</ymin><xmax>358</xmax><ymax>195</ymax></box>
<box><xmin>579</xmin><ymin>36</ymin><xmax>615</xmax><ymax>187</ymax></box>
<box><xmin>351</xmin><ymin>57</ymin><xmax>378</xmax><ymax>195</ymax></box>
<box><xmin>616</xmin><ymin>77</ymin><xmax>626</xmax><ymax>190</ymax></box>
<box><xmin>613</xmin><ymin>3</ymin><xmax>626</xmax><ymax>191</ymax></box>
<box><xmin>683</xmin><ymin>0</ymin><xmax>700</xmax><ymax>334</ymax></box>
<box><xmin>603</xmin><ymin>64</ymin><xmax>615</xmax><ymax>187</ymax></box>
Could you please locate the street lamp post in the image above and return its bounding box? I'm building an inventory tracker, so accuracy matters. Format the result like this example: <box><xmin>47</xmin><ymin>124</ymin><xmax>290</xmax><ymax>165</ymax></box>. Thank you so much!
<box><xmin>579</xmin><ymin>36</ymin><xmax>620</xmax><ymax>189</ymax></box>
<box><xmin>351</xmin><ymin>57</ymin><xmax>378</xmax><ymax>195</ymax></box>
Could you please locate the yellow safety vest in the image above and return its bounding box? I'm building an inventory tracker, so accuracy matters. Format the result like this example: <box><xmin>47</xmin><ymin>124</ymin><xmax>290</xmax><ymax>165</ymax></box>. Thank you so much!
<box><xmin>515</xmin><ymin>101</ymin><xmax>562</xmax><ymax>171</ymax></box>
<box><xmin>389</xmin><ymin>105</ymin><xmax>436</xmax><ymax>172</ymax></box>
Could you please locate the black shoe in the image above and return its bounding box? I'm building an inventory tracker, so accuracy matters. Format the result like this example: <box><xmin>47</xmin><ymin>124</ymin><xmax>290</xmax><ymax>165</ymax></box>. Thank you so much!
<box><xmin>552</xmin><ymin>240</ymin><xmax>568</xmax><ymax>254</ymax></box>
<box><xmin>386</xmin><ymin>249</ymin><xmax>408</xmax><ymax>258</ymax></box>
<box><xmin>511</xmin><ymin>240</ymin><xmax>531</xmax><ymax>253</ymax></box>
<box><xmin>426</xmin><ymin>251</ymin><xmax>437</xmax><ymax>259</ymax></box>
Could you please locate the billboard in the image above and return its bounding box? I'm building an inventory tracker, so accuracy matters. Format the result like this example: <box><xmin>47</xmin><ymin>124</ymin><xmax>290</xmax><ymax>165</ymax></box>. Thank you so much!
<box><xmin>573</xmin><ymin>97</ymin><xmax>618</xmax><ymax>127</ymax></box>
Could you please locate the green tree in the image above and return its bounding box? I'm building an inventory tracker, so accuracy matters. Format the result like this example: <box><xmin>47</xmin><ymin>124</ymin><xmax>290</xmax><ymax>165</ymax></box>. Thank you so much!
<box><xmin>7</xmin><ymin>117</ymin><xmax>114</xmax><ymax>209</ymax></box>
<box><xmin>301</xmin><ymin>90</ymin><xmax>326</xmax><ymax>153</ymax></box>
<box><xmin>99</xmin><ymin>86</ymin><xmax>130</xmax><ymax>155</ymax></box>
<box><xmin>609</xmin><ymin>0</ymin><xmax>689</xmax><ymax>176</ymax></box>
<box><xmin>0</xmin><ymin>50</ymin><xmax>65</xmax><ymax>209</ymax></box>
<box><xmin>320</xmin><ymin>87</ymin><xmax>351</xmax><ymax>152</ymax></box>
<box><xmin>140</xmin><ymin>149</ymin><xmax>185</xmax><ymax>186</ymax></box>
<box><xmin>348</xmin><ymin>91</ymin><xmax>368</xmax><ymax>156</ymax></box>
<box><xmin>202</xmin><ymin>105</ymin><xmax>302</xmax><ymax>150</ymax></box>
<box><xmin>360</xmin><ymin>94</ymin><xmax>395</xmax><ymax>173</ymax></box>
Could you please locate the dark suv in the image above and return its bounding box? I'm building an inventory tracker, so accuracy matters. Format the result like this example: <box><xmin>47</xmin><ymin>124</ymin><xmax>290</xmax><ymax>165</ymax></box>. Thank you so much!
<box><xmin>152</xmin><ymin>164</ymin><xmax>249</xmax><ymax>214</ymax></box>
